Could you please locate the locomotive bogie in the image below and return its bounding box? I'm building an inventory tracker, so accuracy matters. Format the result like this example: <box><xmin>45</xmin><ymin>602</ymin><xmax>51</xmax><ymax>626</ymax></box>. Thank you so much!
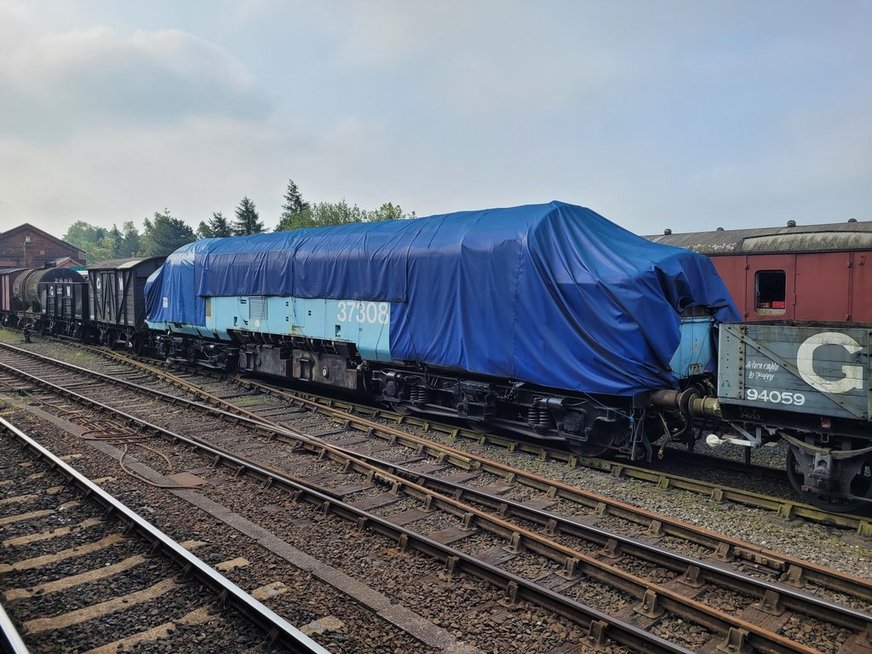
<box><xmin>370</xmin><ymin>366</ymin><xmax>638</xmax><ymax>457</ymax></box>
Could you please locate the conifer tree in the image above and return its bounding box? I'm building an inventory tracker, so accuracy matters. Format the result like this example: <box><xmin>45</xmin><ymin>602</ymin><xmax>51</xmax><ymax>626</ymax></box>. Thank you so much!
<box><xmin>233</xmin><ymin>197</ymin><xmax>264</xmax><ymax>235</ymax></box>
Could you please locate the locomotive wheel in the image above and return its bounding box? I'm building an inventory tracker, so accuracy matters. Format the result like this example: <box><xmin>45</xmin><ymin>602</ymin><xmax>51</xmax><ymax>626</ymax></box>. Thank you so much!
<box><xmin>568</xmin><ymin>441</ymin><xmax>612</xmax><ymax>458</ymax></box>
<box><xmin>388</xmin><ymin>402</ymin><xmax>412</xmax><ymax>416</ymax></box>
<box><xmin>128</xmin><ymin>334</ymin><xmax>143</xmax><ymax>355</ymax></box>
<box><xmin>786</xmin><ymin>450</ymin><xmax>872</xmax><ymax>513</ymax></box>
<box><xmin>465</xmin><ymin>420</ymin><xmax>491</xmax><ymax>434</ymax></box>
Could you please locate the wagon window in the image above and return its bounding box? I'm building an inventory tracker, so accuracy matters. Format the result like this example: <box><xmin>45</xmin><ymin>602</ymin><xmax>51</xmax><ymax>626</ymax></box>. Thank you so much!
<box><xmin>755</xmin><ymin>270</ymin><xmax>785</xmax><ymax>313</ymax></box>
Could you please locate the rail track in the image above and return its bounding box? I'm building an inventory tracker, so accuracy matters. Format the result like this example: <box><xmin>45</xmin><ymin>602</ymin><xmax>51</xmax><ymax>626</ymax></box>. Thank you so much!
<box><xmin>58</xmin><ymin>339</ymin><xmax>872</xmax><ymax>536</ymax></box>
<box><xmin>0</xmin><ymin>415</ymin><xmax>328</xmax><ymax>654</ymax></box>
<box><xmin>2</xmin><ymin>342</ymin><xmax>872</xmax><ymax>653</ymax></box>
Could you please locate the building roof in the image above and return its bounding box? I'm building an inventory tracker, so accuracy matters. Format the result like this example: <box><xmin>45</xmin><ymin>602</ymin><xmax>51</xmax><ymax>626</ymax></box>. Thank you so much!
<box><xmin>51</xmin><ymin>256</ymin><xmax>86</xmax><ymax>267</ymax></box>
<box><xmin>0</xmin><ymin>223</ymin><xmax>85</xmax><ymax>255</ymax></box>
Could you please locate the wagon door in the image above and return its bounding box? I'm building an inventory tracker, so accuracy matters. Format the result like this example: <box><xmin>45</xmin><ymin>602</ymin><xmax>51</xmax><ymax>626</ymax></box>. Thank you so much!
<box><xmin>850</xmin><ymin>252</ymin><xmax>872</xmax><ymax>323</ymax></box>
<box><xmin>62</xmin><ymin>283</ymin><xmax>73</xmax><ymax>320</ymax></box>
<box><xmin>794</xmin><ymin>252</ymin><xmax>851</xmax><ymax>322</ymax></box>
<box><xmin>745</xmin><ymin>254</ymin><xmax>796</xmax><ymax>321</ymax></box>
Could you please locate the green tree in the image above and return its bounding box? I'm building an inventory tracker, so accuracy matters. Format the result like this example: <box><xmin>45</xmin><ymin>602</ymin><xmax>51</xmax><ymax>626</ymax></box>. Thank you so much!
<box><xmin>275</xmin><ymin>211</ymin><xmax>316</xmax><ymax>232</ymax></box>
<box><xmin>367</xmin><ymin>202</ymin><xmax>413</xmax><ymax>221</ymax></box>
<box><xmin>311</xmin><ymin>200</ymin><xmax>364</xmax><ymax>226</ymax></box>
<box><xmin>118</xmin><ymin>221</ymin><xmax>141</xmax><ymax>257</ymax></box>
<box><xmin>282</xmin><ymin>179</ymin><xmax>308</xmax><ymax>216</ymax></box>
<box><xmin>62</xmin><ymin>221</ymin><xmax>109</xmax><ymax>261</ymax></box>
<box><xmin>209</xmin><ymin>211</ymin><xmax>232</xmax><ymax>237</ymax></box>
<box><xmin>275</xmin><ymin>179</ymin><xmax>313</xmax><ymax>232</ymax></box>
<box><xmin>197</xmin><ymin>211</ymin><xmax>232</xmax><ymax>239</ymax></box>
<box><xmin>274</xmin><ymin>196</ymin><xmax>417</xmax><ymax>233</ymax></box>
<box><xmin>141</xmin><ymin>210</ymin><xmax>196</xmax><ymax>256</ymax></box>
<box><xmin>82</xmin><ymin>224</ymin><xmax>121</xmax><ymax>262</ymax></box>
<box><xmin>233</xmin><ymin>197</ymin><xmax>264</xmax><ymax>236</ymax></box>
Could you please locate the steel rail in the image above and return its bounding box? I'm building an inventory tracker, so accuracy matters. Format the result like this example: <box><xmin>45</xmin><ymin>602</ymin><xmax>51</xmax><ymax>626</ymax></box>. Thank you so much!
<box><xmin>0</xmin><ymin>362</ymin><xmax>695</xmax><ymax>654</ymax></box>
<box><xmin>0</xmin><ymin>415</ymin><xmax>330</xmax><ymax>654</ymax></box>
<box><xmin>247</xmin><ymin>378</ymin><xmax>872</xmax><ymax>532</ymax></box>
<box><xmin>60</xmin><ymin>342</ymin><xmax>872</xmax><ymax>534</ymax></box>
<box><xmin>0</xmin><ymin>601</ymin><xmax>29</xmax><ymax>654</ymax></box>
<box><xmin>175</xmin><ymin>370</ymin><xmax>872</xmax><ymax>601</ymax></box>
<box><xmin>4</xmin><ymin>341</ymin><xmax>871</xmax><ymax>605</ymax></box>
<box><xmin>0</xmin><ymin>357</ymin><xmax>861</xmax><ymax>654</ymax></box>
<box><xmin>361</xmin><ymin>451</ymin><xmax>872</xmax><ymax>629</ymax></box>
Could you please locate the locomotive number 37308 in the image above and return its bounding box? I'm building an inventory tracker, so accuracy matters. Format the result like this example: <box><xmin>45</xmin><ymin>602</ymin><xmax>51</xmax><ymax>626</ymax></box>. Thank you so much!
<box><xmin>336</xmin><ymin>301</ymin><xmax>389</xmax><ymax>325</ymax></box>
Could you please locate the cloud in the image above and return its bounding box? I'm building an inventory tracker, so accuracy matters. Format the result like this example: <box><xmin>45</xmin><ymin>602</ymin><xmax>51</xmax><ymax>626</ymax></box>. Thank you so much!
<box><xmin>0</xmin><ymin>111</ymin><xmax>391</xmax><ymax>232</ymax></box>
<box><xmin>0</xmin><ymin>0</ymin><xmax>869</xmax><ymax>237</ymax></box>
<box><xmin>0</xmin><ymin>7</ymin><xmax>269</xmax><ymax>140</ymax></box>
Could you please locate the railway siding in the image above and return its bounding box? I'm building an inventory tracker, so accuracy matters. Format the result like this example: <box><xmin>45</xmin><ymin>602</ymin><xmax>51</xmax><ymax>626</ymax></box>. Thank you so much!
<box><xmin>0</xmin><ymin>416</ymin><xmax>328</xmax><ymax>654</ymax></box>
<box><xmin>2</xmin><ymin>343</ymin><xmax>871</xmax><ymax>653</ymax></box>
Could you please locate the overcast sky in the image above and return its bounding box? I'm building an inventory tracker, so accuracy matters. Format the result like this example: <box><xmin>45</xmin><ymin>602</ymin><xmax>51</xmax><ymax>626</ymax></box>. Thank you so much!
<box><xmin>0</xmin><ymin>0</ymin><xmax>869</xmax><ymax>237</ymax></box>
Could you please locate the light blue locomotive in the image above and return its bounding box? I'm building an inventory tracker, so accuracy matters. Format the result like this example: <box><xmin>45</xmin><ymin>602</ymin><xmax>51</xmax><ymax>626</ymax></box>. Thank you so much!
<box><xmin>146</xmin><ymin>201</ymin><xmax>735</xmax><ymax>464</ymax></box>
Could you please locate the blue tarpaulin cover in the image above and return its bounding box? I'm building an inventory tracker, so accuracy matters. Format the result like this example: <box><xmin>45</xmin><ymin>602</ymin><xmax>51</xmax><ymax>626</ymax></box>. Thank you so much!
<box><xmin>145</xmin><ymin>201</ymin><xmax>739</xmax><ymax>395</ymax></box>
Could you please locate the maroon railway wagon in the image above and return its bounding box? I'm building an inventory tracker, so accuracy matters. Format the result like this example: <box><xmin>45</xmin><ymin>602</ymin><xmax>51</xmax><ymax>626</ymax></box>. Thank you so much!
<box><xmin>0</xmin><ymin>268</ymin><xmax>29</xmax><ymax>316</ymax></box>
<box><xmin>648</xmin><ymin>220</ymin><xmax>872</xmax><ymax>323</ymax></box>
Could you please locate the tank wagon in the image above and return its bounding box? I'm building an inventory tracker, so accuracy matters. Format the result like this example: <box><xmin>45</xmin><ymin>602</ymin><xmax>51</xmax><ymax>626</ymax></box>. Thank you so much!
<box><xmin>0</xmin><ymin>267</ymin><xmax>86</xmax><ymax>330</ymax></box>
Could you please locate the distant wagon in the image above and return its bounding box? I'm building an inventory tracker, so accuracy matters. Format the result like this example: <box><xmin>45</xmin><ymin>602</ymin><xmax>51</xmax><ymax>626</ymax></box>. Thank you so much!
<box><xmin>1</xmin><ymin>267</ymin><xmax>85</xmax><ymax>330</ymax></box>
<box><xmin>649</xmin><ymin>220</ymin><xmax>872</xmax><ymax>323</ymax></box>
<box><xmin>88</xmin><ymin>257</ymin><xmax>165</xmax><ymax>351</ymax></box>
<box><xmin>39</xmin><ymin>268</ymin><xmax>89</xmax><ymax>340</ymax></box>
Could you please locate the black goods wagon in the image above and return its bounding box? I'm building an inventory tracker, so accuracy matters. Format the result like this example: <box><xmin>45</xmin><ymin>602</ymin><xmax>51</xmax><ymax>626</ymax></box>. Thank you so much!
<box><xmin>88</xmin><ymin>257</ymin><xmax>165</xmax><ymax>350</ymax></box>
<box><xmin>39</xmin><ymin>269</ymin><xmax>89</xmax><ymax>339</ymax></box>
<box><xmin>7</xmin><ymin>267</ymin><xmax>81</xmax><ymax>328</ymax></box>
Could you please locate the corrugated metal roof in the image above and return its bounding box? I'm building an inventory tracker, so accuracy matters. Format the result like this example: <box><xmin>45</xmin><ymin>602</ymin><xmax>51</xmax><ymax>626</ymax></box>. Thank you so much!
<box><xmin>647</xmin><ymin>220</ymin><xmax>872</xmax><ymax>254</ymax></box>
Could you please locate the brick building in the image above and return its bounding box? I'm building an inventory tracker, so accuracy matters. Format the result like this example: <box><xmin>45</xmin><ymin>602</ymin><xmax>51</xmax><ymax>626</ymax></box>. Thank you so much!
<box><xmin>0</xmin><ymin>223</ymin><xmax>86</xmax><ymax>268</ymax></box>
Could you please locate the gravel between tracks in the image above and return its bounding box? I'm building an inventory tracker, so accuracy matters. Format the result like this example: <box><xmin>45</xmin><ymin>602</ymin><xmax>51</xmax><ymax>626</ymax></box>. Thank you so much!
<box><xmin>4</xmin><ymin>334</ymin><xmax>870</xmax><ymax>643</ymax></box>
<box><xmin>371</xmin><ymin>421</ymin><xmax>872</xmax><ymax>577</ymax></box>
<box><xmin>2</xmin><ymin>401</ymin><xmax>627</xmax><ymax>654</ymax></box>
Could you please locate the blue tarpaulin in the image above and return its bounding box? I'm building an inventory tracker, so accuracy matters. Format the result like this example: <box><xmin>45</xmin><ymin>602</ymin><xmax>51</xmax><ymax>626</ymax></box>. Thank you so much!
<box><xmin>145</xmin><ymin>201</ymin><xmax>739</xmax><ymax>395</ymax></box>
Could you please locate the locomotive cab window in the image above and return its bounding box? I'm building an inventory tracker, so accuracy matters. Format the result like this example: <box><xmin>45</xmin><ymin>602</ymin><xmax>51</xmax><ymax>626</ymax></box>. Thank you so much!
<box><xmin>755</xmin><ymin>270</ymin><xmax>786</xmax><ymax>313</ymax></box>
